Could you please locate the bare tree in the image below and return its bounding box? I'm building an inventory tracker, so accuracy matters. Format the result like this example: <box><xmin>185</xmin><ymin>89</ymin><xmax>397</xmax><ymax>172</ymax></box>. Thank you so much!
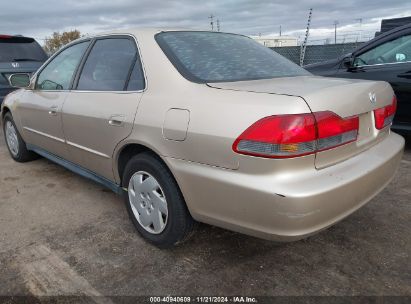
<box><xmin>44</xmin><ymin>30</ymin><xmax>81</xmax><ymax>54</ymax></box>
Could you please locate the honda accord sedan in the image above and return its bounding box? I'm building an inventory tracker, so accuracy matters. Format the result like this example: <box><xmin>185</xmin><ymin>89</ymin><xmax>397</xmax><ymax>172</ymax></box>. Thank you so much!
<box><xmin>1</xmin><ymin>29</ymin><xmax>404</xmax><ymax>248</ymax></box>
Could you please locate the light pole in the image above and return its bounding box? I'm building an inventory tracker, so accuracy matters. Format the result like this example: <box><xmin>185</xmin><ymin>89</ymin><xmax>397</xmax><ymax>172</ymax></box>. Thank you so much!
<box><xmin>208</xmin><ymin>14</ymin><xmax>214</xmax><ymax>31</ymax></box>
<box><xmin>355</xmin><ymin>18</ymin><xmax>363</xmax><ymax>41</ymax></box>
<box><xmin>334</xmin><ymin>20</ymin><xmax>339</xmax><ymax>44</ymax></box>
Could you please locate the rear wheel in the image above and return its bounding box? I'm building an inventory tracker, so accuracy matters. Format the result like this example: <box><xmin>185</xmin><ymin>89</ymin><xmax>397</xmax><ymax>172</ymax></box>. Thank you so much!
<box><xmin>122</xmin><ymin>152</ymin><xmax>195</xmax><ymax>248</ymax></box>
<box><xmin>3</xmin><ymin>112</ymin><xmax>37</xmax><ymax>162</ymax></box>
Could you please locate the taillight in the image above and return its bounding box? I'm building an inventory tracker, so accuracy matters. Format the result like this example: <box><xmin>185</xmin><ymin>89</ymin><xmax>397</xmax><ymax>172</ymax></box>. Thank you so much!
<box><xmin>374</xmin><ymin>96</ymin><xmax>397</xmax><ymax>130</ymax></box>
<box><xmin>233</xmin><ymin>111</ymin><xmax>359</xmax><ymax>159</ymax></box>
<box><xmin>314</xmin><ymin>111</ymin><xmax>359</xmax><ymax>151</ymax></box>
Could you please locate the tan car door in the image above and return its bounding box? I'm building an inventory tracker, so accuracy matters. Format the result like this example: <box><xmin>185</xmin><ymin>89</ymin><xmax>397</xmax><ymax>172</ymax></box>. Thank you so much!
<box><xmin>61</xmin><ymin>36</ymin><xmax>145</xmax><ymax>181</ymax></box>
<box><xmin>19</xmin><ymin>41</ymin><xmax>90</xmax><ymax>159</ymax></box>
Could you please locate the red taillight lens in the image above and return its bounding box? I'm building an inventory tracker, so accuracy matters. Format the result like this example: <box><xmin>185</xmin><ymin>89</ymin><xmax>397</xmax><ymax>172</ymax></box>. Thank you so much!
<box><xmin>0</xmin><ymin>35</ymin><xmax>12</xmax><ymax>39</ymax></box>
<box><xmin>233</xmin><ymin>111</ymin><xmax>359</xmax><ymax>159</ymax></box>
<box><xmin>233</xmin><ymin>114</ymin><xmax>317</xmax><ymax>158</ymax></box>
<box><xmin>374</xmin><ymin>96</ymin><xmax>397</xmax><ymax>130</ymax></box>
<box><xmin>314</xmin><ymin>111</ymin><xmax>359</xmax><ymax>151</ymax></box>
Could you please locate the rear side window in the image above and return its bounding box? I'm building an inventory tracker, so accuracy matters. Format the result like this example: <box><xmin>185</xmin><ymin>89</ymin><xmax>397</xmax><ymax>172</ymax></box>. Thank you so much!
<box><xmin>36</xmin><ymin>41</ymin><xmax>89</xmax><ymax>90</ymax></box>
<box><xmin>155</xmin><ymin>31</ymin><xmax>310</xmax><ymax>83</ymax></box>
<box><xmin>77</xmin><ymin>38</ymin><xmax>143</xmax><ymax>91</ymax></box>
<box><xmin>0</xmin><ymin>36</ymin><xmax>47</xmax><ymax>63</ymax></box>
<box><xmin>126</xmin><ymin>59</ymin><xmax>145</xmax><ymax>91</ymax></box>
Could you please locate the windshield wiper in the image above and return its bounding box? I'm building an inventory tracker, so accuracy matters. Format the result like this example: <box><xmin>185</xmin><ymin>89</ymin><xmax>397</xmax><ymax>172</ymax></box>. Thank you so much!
<box><xmin>12</xmin><ymin>58</ymin><xmax>42</xmax><ymax>62</ymax></box>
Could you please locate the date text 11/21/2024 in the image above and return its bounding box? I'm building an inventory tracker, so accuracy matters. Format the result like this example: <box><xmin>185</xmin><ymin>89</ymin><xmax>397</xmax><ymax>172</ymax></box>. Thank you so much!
<box><xmin>149</xmin><ymin>296</ymin><xmax>258</xmax><ymax>303</ymax></box>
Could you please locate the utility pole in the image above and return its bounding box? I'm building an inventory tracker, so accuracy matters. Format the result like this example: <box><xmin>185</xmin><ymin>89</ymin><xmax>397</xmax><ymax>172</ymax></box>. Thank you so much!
<box><xmin>300</xmin><ymin>8</ymin><xmax>312</xmax><ymax>66</ymax></box>
<box><xmin>334</xmin><ymin>20</ymin><xmax>339</xmax><ymax>44</ymax></box>
<box><xmin>279</xmin><ymin>25</ymin><xmax>282</xmax><ymax>36</ymax></box>
<box><xmin>209</xmin><ymin>14</ymin><xmax>215</xmax><ymax>31</ymax></box>
<box><xmin>217</xmin><ymin>19</ymin><xmax>221</xmax><ymax>32</ymax></box>
<box><xmin>355</xmin><ymin>18</ymin><xmax>362</xmax><ymax>41</ymax></box>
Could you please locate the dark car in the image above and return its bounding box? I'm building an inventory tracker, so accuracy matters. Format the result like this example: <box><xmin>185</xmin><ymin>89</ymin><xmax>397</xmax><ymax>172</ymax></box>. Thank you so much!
<box><xmin>0</xmin><ymin>35</ymin><xmax>48</xmax><ymax>105</ymax></box>
<box><xmin>305</xmin><ymin>23</ymin><xmax>411</xmax><ymax>131</ymax></box>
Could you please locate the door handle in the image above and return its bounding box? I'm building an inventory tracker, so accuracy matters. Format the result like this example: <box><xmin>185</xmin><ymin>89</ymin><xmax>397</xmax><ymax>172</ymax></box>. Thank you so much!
<box><xmin>48</xmin><ymin>106</ymin><xmax>58</xmax><ymax>116</ymax></box>
<box><xmin>108</xmin><ymin>115</ymin><xmax>125</xmax><ymax>127</ymax></box>
<box><xmin>398</xmin><ymin>72</ymin><xmax>411</xmax><ymax>79</ymax></box>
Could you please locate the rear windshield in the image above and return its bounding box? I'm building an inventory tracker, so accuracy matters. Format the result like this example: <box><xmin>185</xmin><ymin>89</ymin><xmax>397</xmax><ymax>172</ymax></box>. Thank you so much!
<box><xmin>0</xmin><ymin>37</ymin><xmax>48</xmax><ymax>63</ymax></box>
<box><xmin>155</xmin><ymin>31</ymin><xmax>310</xmax><ymax>83</ymax></box>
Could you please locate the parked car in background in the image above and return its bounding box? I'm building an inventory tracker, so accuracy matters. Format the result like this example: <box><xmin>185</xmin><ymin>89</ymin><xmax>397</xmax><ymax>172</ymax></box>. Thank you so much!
<box><xmin>305</xmin><ymin>23</ymin><xmax>411</xmax><ymax>131</ymax></box>
<box><xmin>1</xmin><ymin>29</ymin><xmax>404</xmax><ymax>248</ymax></box>
<box><xmin>0</xmin><ymin>35</ymin><xmax>47</xmax><ymax>105</ymax></box>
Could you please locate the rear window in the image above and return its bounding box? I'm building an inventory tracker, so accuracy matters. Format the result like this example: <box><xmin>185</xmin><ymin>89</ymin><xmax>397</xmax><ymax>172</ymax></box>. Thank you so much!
<box><xmin>0</xmin><ymin>36</ymin><xmax>47</xmax><ymax>63</ymax></box>
<box><xmin>155</xmin><ymin>31</ymin><xmax>310</xmax><ymax>83</ymax></box>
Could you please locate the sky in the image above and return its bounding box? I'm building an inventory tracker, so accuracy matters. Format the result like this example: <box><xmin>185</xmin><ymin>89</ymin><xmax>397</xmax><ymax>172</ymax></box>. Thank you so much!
<box><xmin>1</xmin><ymin>0</ymin><xmax>411</xmax><ymax>44</ymax></box>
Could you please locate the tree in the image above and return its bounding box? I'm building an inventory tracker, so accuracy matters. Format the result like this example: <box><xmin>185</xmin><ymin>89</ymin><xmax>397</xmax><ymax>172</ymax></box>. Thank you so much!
<box><xmin>43</xmin><ymin>30</ymin><xmax>81</xmax><ymax>54</ymax></box>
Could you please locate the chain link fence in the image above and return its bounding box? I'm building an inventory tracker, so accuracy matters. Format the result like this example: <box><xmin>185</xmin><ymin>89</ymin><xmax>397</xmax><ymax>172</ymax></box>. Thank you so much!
<box><xmin>271</xmin><ymin>42</ymin><xmax>365</xmax><ymax>66</ymax></box>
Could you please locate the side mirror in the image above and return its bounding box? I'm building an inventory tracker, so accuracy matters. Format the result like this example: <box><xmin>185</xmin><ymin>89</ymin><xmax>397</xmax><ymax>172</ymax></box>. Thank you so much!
<box><xmin>8</xmin><ymin>73</ymin><xmax>31</xmax><ymax>88</ymax></box>
<box><xmin>342</xmin><ymin>56</ymin><xmax>353</xmax><ymax>68</ymax></box>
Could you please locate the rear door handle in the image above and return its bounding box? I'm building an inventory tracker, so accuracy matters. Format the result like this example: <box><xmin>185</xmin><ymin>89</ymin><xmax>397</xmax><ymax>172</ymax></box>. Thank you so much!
<box><xmin>48</xmin><ymin>106</ymin><xmax>58</xmax><ymax>116</ymax></box>
<box><xmin>398</xmin><ymin>72</ymin><xmax>411</xmax><ymax>79</ymax></box>
<box><xmin>108</xmin><ymin>115</ymin><xmax>125</xmax><ymax>127</ymax></box>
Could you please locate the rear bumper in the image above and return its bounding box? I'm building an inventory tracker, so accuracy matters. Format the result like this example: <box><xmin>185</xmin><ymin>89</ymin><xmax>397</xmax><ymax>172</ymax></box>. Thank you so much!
<box><xmin>167</xmin><ymin>132</ymin><xmax>404</xmax><ymax>241</ymax></box>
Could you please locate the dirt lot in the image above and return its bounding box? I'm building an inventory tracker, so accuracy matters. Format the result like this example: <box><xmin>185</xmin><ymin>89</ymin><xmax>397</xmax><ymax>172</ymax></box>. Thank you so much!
<box><xmin>0</xmin><ymin>128</ymin><xmax>410</xmax><ymax>298</ymax></box>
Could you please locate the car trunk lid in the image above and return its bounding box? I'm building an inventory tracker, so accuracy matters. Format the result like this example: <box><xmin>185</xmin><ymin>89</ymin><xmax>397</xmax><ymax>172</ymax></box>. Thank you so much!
<box><xmin>208</xmin><ymin>76</ymin><xmax>395</xmax><ymax>168</ymax></box>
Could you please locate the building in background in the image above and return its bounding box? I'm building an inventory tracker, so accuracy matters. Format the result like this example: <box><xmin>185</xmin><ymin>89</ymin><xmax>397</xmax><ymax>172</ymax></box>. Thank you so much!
<box><xmin>375</xmin><ymin>16</ymin><xmax>411</xmax><ymax>36</ymax></box>
<box><xmin>250</xmin><ymin>35</ymin><xmax>298</xmax><ymax>47</ymax></box>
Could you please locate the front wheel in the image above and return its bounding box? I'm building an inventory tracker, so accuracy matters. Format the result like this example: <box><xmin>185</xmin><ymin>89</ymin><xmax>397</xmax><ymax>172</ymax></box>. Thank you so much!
<box><xmin>3</xmin><ymin>112</ymin><xmax>38</xmax><ymax>162</ymax></box>
<box><xmin>122</xmin><ymin>152</ymin><xmax>195</xmax><ymax>248</ymax></box>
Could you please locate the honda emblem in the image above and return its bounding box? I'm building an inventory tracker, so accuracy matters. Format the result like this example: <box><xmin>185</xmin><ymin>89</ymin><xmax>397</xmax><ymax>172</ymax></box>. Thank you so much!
<box><xmin>369</xmin><ymin>92</ymin><xmax>377</xmax><ymax>104</ymax></box>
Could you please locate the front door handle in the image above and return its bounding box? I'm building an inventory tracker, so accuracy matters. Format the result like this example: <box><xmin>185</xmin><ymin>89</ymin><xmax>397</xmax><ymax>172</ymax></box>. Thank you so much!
<box><xmin>108</xmin><ymin>115</ymin><xmax>125</xmax><ymax>127</ymax></box>
<box><xmin>48</xmin><ymin>106</ymin><xmax>58</xmax><ymax>116</ymax></box>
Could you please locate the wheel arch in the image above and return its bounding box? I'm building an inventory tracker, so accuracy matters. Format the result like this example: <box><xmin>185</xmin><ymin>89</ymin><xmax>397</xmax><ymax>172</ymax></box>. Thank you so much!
<box><xmin>1</xmin><ymin>106</ymin><xmax>11</xmax><ymax>121</ymax></box>
<box><xmin>116</xmin><ymin>142</ymin><xmax>171</xmax><ymax>186</ymax></box>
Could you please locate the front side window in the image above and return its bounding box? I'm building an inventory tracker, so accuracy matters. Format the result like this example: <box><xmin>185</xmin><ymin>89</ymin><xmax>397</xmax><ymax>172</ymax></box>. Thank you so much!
<box><xmin>77</xmin><ymin>38</ymin><xmax>140</xmax><ymax>91</ymax></box>
<box><xmin>354</xmin><ymin>34</ymin><xmax>411</xmax><ymax>67</ymax></box>
<box><xmin>36</xmin><ymin>41</ymin><xmax>89</xmax><ymax>90</ymax></box>
<box><xmin>155</xmin><ymin>31</ymin><xmax>310</xmax><ymax>83</ymax></box>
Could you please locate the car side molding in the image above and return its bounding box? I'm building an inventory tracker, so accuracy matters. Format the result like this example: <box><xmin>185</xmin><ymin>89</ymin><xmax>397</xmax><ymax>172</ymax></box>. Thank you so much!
<box><xmin>26</xmin><ymin>144</ymin><xmax>123</xmax><ymax>195</ymax></box>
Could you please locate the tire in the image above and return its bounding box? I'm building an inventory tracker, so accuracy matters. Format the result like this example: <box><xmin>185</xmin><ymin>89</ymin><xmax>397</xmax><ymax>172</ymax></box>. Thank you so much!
<box><xmin>122</xmin><ymin>152</ymin><xmax>196</xmax><ymax>248</ymax></box>
<box><xmin>2</xmin><ymin>112</ymin><xmax>38</xmax><ymax>162</ymax></box>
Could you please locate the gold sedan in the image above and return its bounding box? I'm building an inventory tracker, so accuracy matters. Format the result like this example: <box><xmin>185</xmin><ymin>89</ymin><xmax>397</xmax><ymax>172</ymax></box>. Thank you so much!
<box><xmin>1</xmin><ymin>29</ymin><xmax>404</xmax><ymax>248</ymax></box>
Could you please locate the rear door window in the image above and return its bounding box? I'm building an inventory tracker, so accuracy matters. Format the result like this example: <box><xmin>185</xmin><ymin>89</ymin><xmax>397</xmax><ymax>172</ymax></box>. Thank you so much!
<box><xmin>126</xmin><ymin>58</ymin><xmax>145</xmax><ymax>91</ymax></box>
<box><xmin>76</xmin><ymin>38</ymin><xmax>142</xmax><ymax>91</ymax></box>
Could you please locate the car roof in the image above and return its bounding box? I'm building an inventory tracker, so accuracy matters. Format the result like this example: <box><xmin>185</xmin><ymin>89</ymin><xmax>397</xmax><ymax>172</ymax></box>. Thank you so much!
<box><xmin>79</xmin><ymin>28</ymin><xmax>244</xmax><ymax>41</ymax></box>
<box><xmin>84</xmin><ymin>28</ymin><xmax>196</xmax><ymax>39</ymax></box>
<box><xmin>0</xmin><ymin>34</ymin><xmax>36</xmax><ymax>40</ymax></box>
